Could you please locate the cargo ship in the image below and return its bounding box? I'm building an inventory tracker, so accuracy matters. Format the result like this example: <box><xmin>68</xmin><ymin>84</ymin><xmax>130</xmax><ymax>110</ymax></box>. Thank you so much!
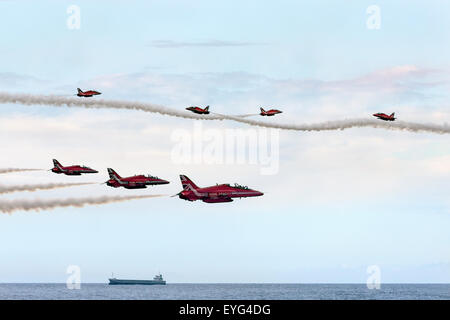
<box><xmin>108</xmin><ymin>273</ymin><xmax>166</xmax><ymax>285</ymax></box>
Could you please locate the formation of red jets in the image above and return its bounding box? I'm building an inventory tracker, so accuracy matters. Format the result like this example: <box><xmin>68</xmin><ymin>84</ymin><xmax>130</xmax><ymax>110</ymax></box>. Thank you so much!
<box><xmin>76</xmin><ymin>87</ymin><xmax>396</xmax><ymax>122</ymax></box>
<box><xmin>50</xmin><ymin>159</ymin><xmax>263</xmax><ymax>203</ymax></box>
<box><xmin>72</xmin><ymin>87</ymin><xmax>396</xmax><ymax>203</ymax></box>
<box><xmin>73</xmin><ymin>88</ymin><xmax>263</xmax><ymax>202</ymax></box>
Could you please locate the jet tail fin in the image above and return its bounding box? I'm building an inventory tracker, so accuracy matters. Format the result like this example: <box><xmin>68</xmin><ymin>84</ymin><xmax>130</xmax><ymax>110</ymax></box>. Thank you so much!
<box><xmin>180</xmin><ymin>175</ymin><xmax>199</xmax><ymax>190</ymax></box>
<box><xmin>107</xmin><ymin>168</ymin><xmax>121</xmax><ymax>180</ymax></box>
<box><xmin>77</xmin><ymin>88</ymin><xmax>83</xmax><ymax>94</ymax></box>
<box><xmin>205</xmin><ymin>106</ymin><xmax>209</xmax><ymax>111</ymax></box>
<box><xmin>390</xmin><ymin>112</ymin><xmax>395</xmax><ymax>117</ymax></box>
<box><xmin>260</xmin><ymin>107</ymin><xmax>265</xmax><ymax>113</ymax></box>
<box><xmin>52</xmin><ymin>159</ymin><xmax>62</xmax><ymax>169</ymax></box>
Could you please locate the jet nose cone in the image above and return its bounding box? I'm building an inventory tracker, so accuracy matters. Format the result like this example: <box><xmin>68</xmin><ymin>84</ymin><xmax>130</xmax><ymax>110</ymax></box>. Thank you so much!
<box><xmin>254</xmin><ymin>191</ymin><xmax>264</xmax><ymax>197</ymax></box>
<box><xmin>160</xmin><ymin>179</ymin><xmax>170</xmax><ymax>184</ymax></box>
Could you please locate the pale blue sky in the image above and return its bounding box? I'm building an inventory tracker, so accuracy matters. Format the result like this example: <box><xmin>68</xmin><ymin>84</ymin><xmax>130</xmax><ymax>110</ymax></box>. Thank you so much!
<box><xmin>0</xmin><ymin>0</ymin><xmax>449</xmax><ymax>283</ymax></box>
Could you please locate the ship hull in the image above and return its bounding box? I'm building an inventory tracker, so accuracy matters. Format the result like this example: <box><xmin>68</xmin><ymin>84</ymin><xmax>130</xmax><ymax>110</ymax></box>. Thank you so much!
<box><xmin>108</xmin><ymin>278</ymin><xmax>166</xmax><ymax>285</ymax></box>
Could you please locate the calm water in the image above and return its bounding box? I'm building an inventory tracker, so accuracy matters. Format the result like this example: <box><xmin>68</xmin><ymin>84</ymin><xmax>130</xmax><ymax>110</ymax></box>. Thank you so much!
<box><xmin>0</xmin><ymin>283</ymin><xmax>449</xmax><ymax>300</ymax></box>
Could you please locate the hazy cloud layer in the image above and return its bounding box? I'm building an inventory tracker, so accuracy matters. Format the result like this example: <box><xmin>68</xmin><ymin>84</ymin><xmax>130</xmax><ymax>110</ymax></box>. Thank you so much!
<box><xmin>84</xmin><ymin>66</ymin><xmax>450</xmax><ymax>124</ymax></box>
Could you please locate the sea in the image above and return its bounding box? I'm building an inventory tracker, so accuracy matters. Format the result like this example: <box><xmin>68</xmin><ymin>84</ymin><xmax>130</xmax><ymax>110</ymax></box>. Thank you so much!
<box><xmin>0</xmin><ymin>283</ymin><xmax>449</xmax><ymax>300</ymax></box>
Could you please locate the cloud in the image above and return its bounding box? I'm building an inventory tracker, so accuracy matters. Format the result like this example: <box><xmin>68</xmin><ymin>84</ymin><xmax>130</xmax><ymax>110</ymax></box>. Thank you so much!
<box><xmin>83</xmin><ymin>66</ymin><xmax>450</xmax><ymax>121</ymax></box>
<box><xmin>149</xmin><ymin>40</ymin><xmax>267</xmax><ymax>48</ymax></box>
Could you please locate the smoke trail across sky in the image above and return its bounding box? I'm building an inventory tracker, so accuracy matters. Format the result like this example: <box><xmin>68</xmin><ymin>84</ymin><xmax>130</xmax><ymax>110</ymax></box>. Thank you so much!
<box><xmin>0</xmin><ymin>168</ymin><xmax>42</xmax><ymax>174</ymax></box>
<box><xmin>0</xmin><ymin>194</ymin><xmax>165</xmax><ymax>214</ymax></box>
<box><xmin>213</xmin><ymin>114</ymin><xmax>450</xmax><ymax>134</ymax></box>
<box><xmin>1</xmin><ymin>92</ymin><xmax>449</xmax><ymax>134</ymax></box>
<box><xmin>0</xmin><ymin>92</ymin><xmax>223</xmax><ymax>120</ymax></box>
<box><xmin>0</xmin><ymin>182</ymin><xmax>93</xmax><ymax>195</ymax></box>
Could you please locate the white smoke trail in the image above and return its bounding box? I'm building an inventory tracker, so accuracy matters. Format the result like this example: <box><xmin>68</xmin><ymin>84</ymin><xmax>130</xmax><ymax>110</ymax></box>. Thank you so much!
<box><xmin>0</xmin><ymin>92</ymin><xmax>224</xmax><ymax>120</ymax></box>
<box><xmin>231</xmin><ymin>113</ymin><xmax>260</xmax><ymax>118</ymax></box>
<box><xmin>0</xmin><ymin>194</ymin><xmax>165</xmax><ymax>214</ymax></box>
<box><xmin>0</xmin><ymin>168</ymin><xmax>42</xmax><ymax>174</ymax></box>
<box><xmin>0</xmin><ymin>182</ymin><xmax>93</xmax><ymax>194</ymax></box>
<box><xmin>1</xmin><ymin>92</ymin><xmax>449</xmax><ymax>134</ymax></box>
<box><xmin>213</xmin><ymin>114</ymin><xmax>450</xmax><ymax>134</ymax></box>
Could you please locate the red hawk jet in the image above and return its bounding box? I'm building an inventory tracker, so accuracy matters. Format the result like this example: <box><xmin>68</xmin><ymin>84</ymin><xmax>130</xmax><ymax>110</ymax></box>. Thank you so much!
<box><xmin>174</xmin><ymin>175</ymin><xmax>263</xmax><ymax>203</ymax></box>
<box><xmin>51</xmin><ymin>159</ymin><xmax>98</xmax><ymax>175</ymax></box>
<box><xmin>105</xmin><ymin>168</ymin><xmax>169</xmax><ymax>189</ymax></box>
<box><xmin>76</xmin><ymin>88</ymin><xmax>101</xmax><ymax>97</ymax></box>
<box><xmin>260</xmin><ymin>107</ymin><xmax>282</xmax><ymax>116</ymax></box>
<box><xmin>373</xmin><ymin>112</ymin><xmax>396</xmax><ymax>121</ymax></box>
<box><xmin>186</xmin><ymin>105</ymin><xmax>210</xmax><ymax>114</ymax></box>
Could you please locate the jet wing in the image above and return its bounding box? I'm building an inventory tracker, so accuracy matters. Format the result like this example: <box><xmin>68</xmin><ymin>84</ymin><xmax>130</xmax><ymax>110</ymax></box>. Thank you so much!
<box><xmin>127</xmin><ymin>181</ymin><xmax>147</xmax><ymax>188</ymax></box>
<box><xmin>202</xmin><ymin>198</ymin><xmax>233</xmax><ymax>203</ymax></box>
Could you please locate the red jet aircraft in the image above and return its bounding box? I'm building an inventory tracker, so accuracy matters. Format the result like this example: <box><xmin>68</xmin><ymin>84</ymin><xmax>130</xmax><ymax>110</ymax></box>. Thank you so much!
<box><xmin>174</xmin><ymin>175</ymin><xmax>263</xmax><ymax>203</ymax></box>
<box><xmin>51</xmin><ymin>159</ymin><xmax>98</xmax><ymax>175</ymax></box>
<box><xmin>260</xmin><ymin>107</ymin><xmax>282</xmax><ymax>116</ymax></box>
<box><xmin>373</xmin><ymin>112</ymin><xmax>396</xmax><ymax>121</ymax></box>
<box><xmin>76</xmin><ymin>88</ymin><xmax>101</xmax><ymax>97</ymax></box>
<box><xmin>186</xmin><ymin>105</ymin><xmax>210</xmax><ymax>114</ymax></box>
<box><xmin>105</xmin><ymin>168</ymin><xmax>169</xmax><ymax>189</ymax></box>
